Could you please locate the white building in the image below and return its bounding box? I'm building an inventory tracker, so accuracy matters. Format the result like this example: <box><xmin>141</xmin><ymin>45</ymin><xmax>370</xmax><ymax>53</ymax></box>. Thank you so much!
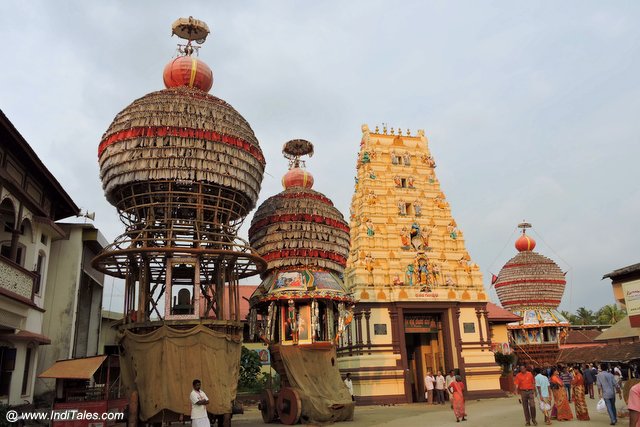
<box><xmin>0</xmin><ymin>109</ymin><xmax>79</xmax><ymax>405</ymax></box>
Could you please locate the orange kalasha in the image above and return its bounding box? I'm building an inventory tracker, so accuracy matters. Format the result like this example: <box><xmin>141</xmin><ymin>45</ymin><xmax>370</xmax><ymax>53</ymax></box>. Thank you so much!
<box><xmin>163</xmin><ymin>56</ymin><xmax>213</xmax><ymax>92</ymax></box>
<box><xmin>515</xmin><ymin>233</ymin><xmax>536</xmax><ymax>252</ymax></box>
<box><xmin>282</xmin><ymin>167</ymin><xmax>314</xmax><ymax>189</ymax></box>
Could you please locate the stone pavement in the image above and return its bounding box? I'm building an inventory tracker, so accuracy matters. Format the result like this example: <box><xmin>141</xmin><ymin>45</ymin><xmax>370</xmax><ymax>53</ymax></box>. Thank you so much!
<box><xmin>230</xmin><ymin>395</ymin><xmax>627</xmax><ymax>426</ymax></box>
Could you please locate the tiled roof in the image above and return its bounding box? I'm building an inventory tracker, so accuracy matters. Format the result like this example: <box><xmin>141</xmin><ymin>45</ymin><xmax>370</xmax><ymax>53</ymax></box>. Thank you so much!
<box><xmin>486</xmin><ymin>302</ymin><xmax>521</xmax><ymax>322</ymax></box>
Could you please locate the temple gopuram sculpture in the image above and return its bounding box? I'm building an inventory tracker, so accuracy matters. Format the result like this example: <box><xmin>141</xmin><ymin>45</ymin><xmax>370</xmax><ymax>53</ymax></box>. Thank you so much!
<box><xmin>494</xmin><ymin>222</ymin><xmax>570</xmax><ymax>366</ymax></box>
<box><xmin>248</xmin><ymin>139</ymin><xmax>356</xmax><ymax>425</ymax></box>
<box><xmin>339</xmin><ymin>124</ymin><xmax>503</xmax><ymax>404</ymax></box>
<box><xmin>92</xmin><ymin>17</ymin><xmax>266</xmax><ymax>425</ymax></box>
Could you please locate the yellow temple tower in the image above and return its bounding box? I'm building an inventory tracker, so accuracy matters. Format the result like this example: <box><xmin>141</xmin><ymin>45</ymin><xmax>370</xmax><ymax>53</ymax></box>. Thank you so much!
<box><xmin>337</xmin><ymin>124</ymin><xmax>502</xmax><ymax>403</ymax></box>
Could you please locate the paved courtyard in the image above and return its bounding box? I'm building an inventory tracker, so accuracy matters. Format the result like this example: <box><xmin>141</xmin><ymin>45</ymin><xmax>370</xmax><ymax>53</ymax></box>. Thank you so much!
<box><xmin>231</xmin><ymin>395</ymin><xmax>627</xmax><ymax>426</ymax></box>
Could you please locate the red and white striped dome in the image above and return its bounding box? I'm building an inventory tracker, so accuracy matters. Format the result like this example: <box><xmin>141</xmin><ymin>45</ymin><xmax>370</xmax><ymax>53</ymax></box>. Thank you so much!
<box><xmin>495</xmin><ymin>235</ymin><xmax>565</xmax><ymax>309</ymax></box>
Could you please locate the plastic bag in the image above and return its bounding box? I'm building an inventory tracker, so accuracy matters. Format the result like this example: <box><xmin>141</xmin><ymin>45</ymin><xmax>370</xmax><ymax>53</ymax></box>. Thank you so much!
<box><xmin>597</xmin><ymin>398</ymin><xmax>607</xmax><ymax>413</ymax></box>
<box><xmin>539</xmin><ymin>401</ymin><xmax>551</xmax><ymax>411</ymax></box>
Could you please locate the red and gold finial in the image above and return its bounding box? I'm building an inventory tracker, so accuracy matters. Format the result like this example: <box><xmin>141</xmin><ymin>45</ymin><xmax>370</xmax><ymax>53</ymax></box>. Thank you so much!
<box><xmin>282</xmin><ymin>139</ymin><xmax>315</xmax><ymax>190</ymax></box>
<box><xmin>163</xmin><ymin>17</ymin><xmax>213</xmax><ymax>92</ymax></box>
<box><xmin>515</xmin><ymin>221</ymin><xmax>536</xmax><ymax>252</ymax></box>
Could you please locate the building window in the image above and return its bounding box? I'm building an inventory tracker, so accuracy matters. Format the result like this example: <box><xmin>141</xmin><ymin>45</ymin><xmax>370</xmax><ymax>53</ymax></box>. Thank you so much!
<box><xmin>463</xmin><ymin>323</ymin><xmax>476</xmax><ymax>333</ymax></box>
<box><xmin>40</xmin><ymin>234</ymin><xmax>48</xmax><ymax>245</ymax></box>
<box><xmin>0</xmin><ymin>244</ymin><xmax>24</xmax><ymax>266</ymax></box>
<box><xmin>374</xmin><ymin>324</ymin><xmax>387</xmax><ymax>335</ymax></box>
<box><xmin>0</xmin><ymin>347</ymin><xmax>17</xmax><ymax>397</ymax></box>
<box><xmin>34</xmin><ymin>252</ymin><xmax>45</xmax><ymax>294</ymax></box>
<box><xmin>21</xmin><ymin>347</ymin><xmax>32</xmax><ymax>396</ymax></box>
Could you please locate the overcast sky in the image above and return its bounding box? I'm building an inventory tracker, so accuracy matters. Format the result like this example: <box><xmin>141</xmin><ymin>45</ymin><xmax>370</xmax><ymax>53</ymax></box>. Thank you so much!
<box><xmin>1</xmin><ymin>1</ymin><xmax>639</xmax><ymax>314</ymax></box>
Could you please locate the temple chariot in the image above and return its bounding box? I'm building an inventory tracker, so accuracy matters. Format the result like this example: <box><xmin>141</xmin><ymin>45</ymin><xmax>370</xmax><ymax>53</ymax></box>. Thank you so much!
<box><xmin>92</xmin><ymin>17</ymin><xmax>266</xmax><ymax>425</ymax></box>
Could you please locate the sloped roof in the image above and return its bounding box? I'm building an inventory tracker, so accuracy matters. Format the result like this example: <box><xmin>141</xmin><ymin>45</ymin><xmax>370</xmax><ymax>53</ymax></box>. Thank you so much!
<box><xmin>557</xmin><ymin>342</ymin><xmax>640</xmax><ymax>364</ymax></box>
<box><xmin>564</xmin><ymin>329</ymin><xmax>602</xmax><ymax>345</ymax></box>
<box><xmin>39</xmin><ymin>355</ymin><xmax>107</xmax><ymax>379</ymax></box>
<box><xmin>603</xmin><ymin>263</ymin><xmax>640</xmax><ymax>280</ymax></box>
<box><xmin>595</xmin><ymin>316</ymin><xmax>640</xmax><ymax>341</ymax></box>
<box><xmin>486</xmin><ymin>302</ymin><xmax>521</xmax><ymax>322</ymax></box>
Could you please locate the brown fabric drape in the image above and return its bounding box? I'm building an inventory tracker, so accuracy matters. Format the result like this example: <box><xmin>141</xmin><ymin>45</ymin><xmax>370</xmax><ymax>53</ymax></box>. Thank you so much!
<box><xmin>120</xmin><ymin>324</ymin><xmax>241</xmax><ymax>421</ymax></box>
<box><xmin>278</xmin><ymin>345</ymin><xmax>354</xmax><ymax>424</ymax></box>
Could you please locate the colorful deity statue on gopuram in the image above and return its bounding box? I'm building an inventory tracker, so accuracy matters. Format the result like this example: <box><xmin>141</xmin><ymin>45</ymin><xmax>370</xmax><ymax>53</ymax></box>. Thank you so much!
<box><xmin>493</xmin><ymin>222</ymin><xmax>570</xmax><ymax>367</ymax></box>
<box><xmin>92</xmin><ymin>17</ymin><xmax>267</xmax><ymax>425</ymax></box>
<box><xmin>248</xmin><ymin>139</ymin><xmax>356</xmax><ymax>425</ymax></box>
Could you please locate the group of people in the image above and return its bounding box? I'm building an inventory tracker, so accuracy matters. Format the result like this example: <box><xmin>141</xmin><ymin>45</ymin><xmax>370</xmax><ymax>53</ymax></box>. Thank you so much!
<box><xmin>424</xmin><ymin>370</ymin><xmax>467</xmax><ymax>422</ymax></box>
<box><xmin>514</xmin><ymin>363</ymin><xmax>627</xmax><ymax>426</ymax></box>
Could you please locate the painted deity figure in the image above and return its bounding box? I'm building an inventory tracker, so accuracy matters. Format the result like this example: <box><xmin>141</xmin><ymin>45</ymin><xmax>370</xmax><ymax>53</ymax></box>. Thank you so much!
<box><xmin>447</xmin><ymin>222</ymin><xmax>458</xmax><ymax>240</ymax></box>
<box><xmin>365</xmin><ymin>253</ymin><xmax>374</xmax><ymax>272</ymax></box>
<box><xmin>405</xmin><ymin>264</ymin><xmax>415</xmax><ymax>286</ymax></box>
<box><xmin>287</xmin><ymin>299</ymin><xmax>298</xmax><ymax>344</ymax></box>
<box><xmin>400</xmin><ymin>227</ymin><xmax>411</xmax><ymax>248</ymax></box>
<box><xmin>434</xmin><ymin>195</ymin><xmax>447</xmax><ymax>210</ymax></box>
<box><xmin>407</xmin><ymin>176</ymin><xmax>415</xmax><ymax>188</ymax></box>
<box><xmin>369</xmin><ymin>169</ymin><xmax>376</xmax><ymax>180</ymax></box>
<box><xmin>361</xmin><ymin>151</ymin><xmax>370</xmax><ymax>164</ymax></box>
<box><xmin>391</xmin><ymin>150</ymin><xmax>399</xmax><ymax>165</ymax></box>
<box><xmin>365</xmin><ymin>219</ymin><xmax>375</xmax><ymax>236</ymax></box>
<box><xmin>418</xmin><ymin>261</ymin><xmax>429</xmax><ymax>285</ymax></box>
<box><xmin>394</xmin><ymin>176</ymin><xmax>402</xmax><ymax>187</ymax></box>
<box><xmin>445</xmin><ymin>274</ymin><xmax>455</xmax><ymax>287</ymax></box>
<box><xmin>414</xmin><ymin>202</ymin><xmax>422</xmax><ymax>216</ymax></box>
<box><xmin>366</xmin><ymin>191</ymin><xmax>377</xmax><ymax>205</ymax></box>
<box><xmin>311</xmin><ymin>300</ymin><xmax>319</xmax><ymax>340</ymax></box>
<box><xmin>431</xmin><ymin>262</ymin><xmax>440</xmax><ymax>284</ymax></box>
<box><xmin>403</xmin><ymin>151</ymin><xmax>411</xmax><ymax>166</ymax></box>
<box><xmin>426</xmin><ymin>170</ymin><xmax>435</xmax><ymax>184</ymax></box>
<box><xmin>398</xmin><ymin>200</ymin><xmax>407</xmax><ymax>216</ymax></box>
<box><xmin>392</xmin><ymin>274</ymin><xmax>403</xmax><ymax>286</ymax></box>
<box><xmin>421</xmin><ymin>224</ymin><xmax>435</xmax><ymax>248</ymax></box>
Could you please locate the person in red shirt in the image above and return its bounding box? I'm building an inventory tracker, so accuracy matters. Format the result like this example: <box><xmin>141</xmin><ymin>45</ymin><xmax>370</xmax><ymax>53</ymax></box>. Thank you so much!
<box><xmin>514</xmin><ymin>365</ymin><xmax>537</xmax><ymax>426</ymax></box>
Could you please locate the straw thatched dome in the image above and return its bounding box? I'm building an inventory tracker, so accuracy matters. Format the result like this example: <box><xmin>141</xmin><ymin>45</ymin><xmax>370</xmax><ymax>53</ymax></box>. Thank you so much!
<box><xmin>248</xmin><ymin>187</ymin><xmax>350</xmax><ymax>275</ymax></box>
<box><xmin>494</xmin><ymin>249</ymin><xmax>566</xmax><ymax>309</ymax></box>
<box><xmin>98</xmin><ymin>86</ymin><xmax>265</xmax><ymax>218</ymax></box>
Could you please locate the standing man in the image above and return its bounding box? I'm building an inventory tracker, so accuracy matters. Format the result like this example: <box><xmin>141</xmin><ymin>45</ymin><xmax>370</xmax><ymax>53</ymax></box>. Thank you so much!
<box><xmin>597</xmin><ymin>363</ymin><xmax>618</xmax><ymax>426</ymax></box>
<box><xmin>445</xmin><ymin>369</ymin><xmax>456</xmax><ymax>404</ymax></box>
<box><xmin>560</xmin><ymin>366</ymin><xmax>573</xmax><ymax>402</ymax></box>
<box><xmin>424</xmin><ymin>371</ymin><xmax>435</xmax><ymax>404</ymax></box>
<box><xmin>584</xmin><ymin>364</ymin><xmax>596</xmax><ymax>399</ymax></box>
<box><xmin>534</xmin><ymin>368</ymin><xmax>552</xmax><ymax>426</ymax></box>
<box><xmin>515</xmin><ymin>365</ymin><xmax>537</xmax><ymax>426</ymax></box>
<box><xmin>344</xmin><ymin>373</ymin><xmax>355</xmax><ymax>401</ymax></box>
<box><xmin>628</xmin><ymin>381</ymin><xmax>640</xmax><ymax>427</ymax></box>
<box><xmin>434</xmin><ymin>370</ymin><xmax>446</xmax><ymax>405</ymax></box>
<box><xmin>190</xmin><ymin>379</ymin><xmax>210</xmax><ymax>427</ymax></box>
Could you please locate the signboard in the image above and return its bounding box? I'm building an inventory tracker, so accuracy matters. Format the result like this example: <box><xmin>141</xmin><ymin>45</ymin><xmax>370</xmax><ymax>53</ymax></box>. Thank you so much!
<box><xmin>404</xmin><ymin>315</ymin><xmax>439</xmax><ymax>333</ymax></box>
<box><xmin>253</xmin><ymin>348</ymin><xmax>271</xmax><ymax>365</ymax></box>
<box><xmin>623</xmin><ymin>281</ymin><xmax>640</xmax><ymax>327</ymax></box>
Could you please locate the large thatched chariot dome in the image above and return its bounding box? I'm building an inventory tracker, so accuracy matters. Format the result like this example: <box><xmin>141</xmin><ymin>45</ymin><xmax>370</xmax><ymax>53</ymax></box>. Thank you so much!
<box><xmin>98</xmin><ymin>16</ymin><xmax>264</xmax><ymax>229</ymax></box>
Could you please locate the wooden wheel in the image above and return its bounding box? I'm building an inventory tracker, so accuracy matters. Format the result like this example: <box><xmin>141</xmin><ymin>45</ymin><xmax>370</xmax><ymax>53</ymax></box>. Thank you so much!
<box><xmin>259</xmin><ymin>389</ymin><xmax>277</xmax><ymax>423</ymax></box>
<box><xmin>276</xmin><ymin>387</ymin><xmax>302</xmax><ymax>425</ymax></box>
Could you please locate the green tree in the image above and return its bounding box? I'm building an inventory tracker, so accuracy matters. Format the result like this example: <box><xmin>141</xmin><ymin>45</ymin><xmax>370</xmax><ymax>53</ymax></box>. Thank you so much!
<box><xmin>560</xmin><ymin>310</ymin><xmax>578</xmax><ymax>324</ymax></box>
<box><xmin>239</xmin><ymin>346</ymin><xmax>262</xmax><ymax>390</ymax></box>
<box><xmin>575</xmin><ymin>307</ymin><xmax>595</xmax><ymax>325</ymax></box>
<box><xmin>596</xmin><ymin>304</ymin><xmax>626</xmax><ymax>325</ymax></box>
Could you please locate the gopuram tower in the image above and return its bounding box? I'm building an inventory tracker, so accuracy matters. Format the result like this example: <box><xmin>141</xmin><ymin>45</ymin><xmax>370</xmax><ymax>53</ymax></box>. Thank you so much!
<box><xmin>338</xmin><ymin>124</ymin><xmax>502</xmax><ymax>403</ymax></box>
<box><xmin>494</xmin><ymin>222</ymin><xmax>570</xmax><ymax>367</ymax></box>
<box><xmin>93</xmin><ymin>18</ymin><xmax>266</xmax><ymax>425</ymax></box>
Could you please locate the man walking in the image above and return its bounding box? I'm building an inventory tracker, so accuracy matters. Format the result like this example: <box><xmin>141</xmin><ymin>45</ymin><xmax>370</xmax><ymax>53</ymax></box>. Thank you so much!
<box><xmin>515</xmin><ymin>365</ymin><xmax>537</xmax><ymax>426</ymax></box>
<box><xmin>445</xmin><ymin>369</ymin><xmax>456</xmax><ymax>403</ymax></box>
<box><xmin>583</xmin><ymin>364</ymin><xmax>596</xmax><ymax>399</ymax></box>
<box><xmin>597</xmin><ymin>363</ymin><xmax>618</xmax><ymax>425</ymax></box>
<box><xmin>534</xmin><ymin>368</ymin><xmax>552</xmax><ymax>425</ymax></box>
<box><xmin>424</xmin><ymin>371</ymin><xmax>435</xmax><ymax>404</ymax></box>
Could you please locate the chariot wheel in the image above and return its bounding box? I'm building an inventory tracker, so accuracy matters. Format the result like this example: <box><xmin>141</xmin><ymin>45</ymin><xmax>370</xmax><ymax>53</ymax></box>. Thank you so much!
<box><xmin>259</xmin><ymin>389</ymin><xmax>277</xmax><ymax>423</ymax></box>
<box><xmin>276</xmin><ymin>387</ymin><xmax>301</xmax><ymax>425</ymax></box>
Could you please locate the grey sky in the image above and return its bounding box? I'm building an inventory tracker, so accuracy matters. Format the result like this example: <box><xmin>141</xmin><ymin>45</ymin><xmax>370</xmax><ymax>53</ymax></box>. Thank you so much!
<box><xmin>1</xmin><ymin>1</ymin><xmax>638</xmax><ymax>314</ymax></box>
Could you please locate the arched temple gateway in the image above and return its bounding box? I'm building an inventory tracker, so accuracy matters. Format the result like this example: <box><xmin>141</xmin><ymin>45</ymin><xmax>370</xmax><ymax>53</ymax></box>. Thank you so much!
<box><xmin>338</xmin><ymin>124</ymin><xmax>503</xmax><ymax>403</ymax></box>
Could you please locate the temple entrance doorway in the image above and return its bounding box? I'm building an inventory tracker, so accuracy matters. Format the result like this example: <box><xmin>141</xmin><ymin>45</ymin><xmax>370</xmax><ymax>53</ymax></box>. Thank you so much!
<box><xmin>404</xmin><ymin>314</ymin><xmax>446</xmax><ymax>403</ymax></box>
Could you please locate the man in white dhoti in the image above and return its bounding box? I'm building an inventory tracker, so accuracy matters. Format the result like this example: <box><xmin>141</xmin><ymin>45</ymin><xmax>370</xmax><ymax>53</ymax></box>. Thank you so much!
<box><xmin>190</xmin><ymin>379</ymin><xmax>210</xmax><ymax>427</ymax></box>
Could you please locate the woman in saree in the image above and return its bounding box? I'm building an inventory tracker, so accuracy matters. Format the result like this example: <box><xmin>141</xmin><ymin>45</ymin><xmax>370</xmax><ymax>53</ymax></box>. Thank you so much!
<box><xmin>550</xmin><ymin>368</ymin><xmax>574</xmax><ymax>421</ymax></box>
<box><xmin>448</xmin><ymin>375</ymin><xmax>467</xmax><ymax>422</ymax></box>
<box><xmin>570</xmin><ymin>367</ymin><xmax>590</xmax><ymax>420</ymax></box>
